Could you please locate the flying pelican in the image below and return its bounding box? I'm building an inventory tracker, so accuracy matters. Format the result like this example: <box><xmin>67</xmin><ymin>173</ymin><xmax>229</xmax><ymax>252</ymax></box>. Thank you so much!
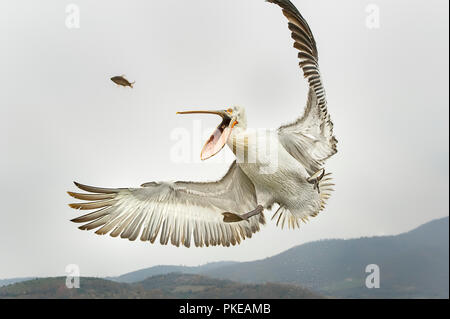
<box><xmin>68</xmin><ymin>0</ymin><xmax>338</xmax><ymax>248</ymax></box>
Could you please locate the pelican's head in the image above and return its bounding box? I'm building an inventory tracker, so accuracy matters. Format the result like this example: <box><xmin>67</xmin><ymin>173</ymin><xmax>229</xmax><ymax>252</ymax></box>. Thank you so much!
<box><xmin>177</xmin><ymin>106</ymin><xmax>247</xmax><ymax>161</ymax></box>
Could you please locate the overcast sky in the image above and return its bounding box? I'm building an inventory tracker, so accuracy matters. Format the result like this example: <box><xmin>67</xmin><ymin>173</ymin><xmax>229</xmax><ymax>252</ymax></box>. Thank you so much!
<box><xmin>0</xmin><ymin>0</ymin><xmax>448</xmax><ymax>278</ymax></box>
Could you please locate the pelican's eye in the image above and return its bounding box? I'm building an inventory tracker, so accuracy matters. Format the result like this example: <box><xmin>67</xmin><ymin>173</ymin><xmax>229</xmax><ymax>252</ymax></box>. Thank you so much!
<box><xmin>227</xmin><ymin>108</ymin><xmax>233</xmax><ymax>114</ymax></box>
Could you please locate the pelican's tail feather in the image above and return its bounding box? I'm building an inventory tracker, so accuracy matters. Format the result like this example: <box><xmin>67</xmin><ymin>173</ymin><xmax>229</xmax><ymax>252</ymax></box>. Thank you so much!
<box><xmin>271</xmin><ymin>206</ymin><xmax>300</xmax><ymax>230</ymax></box>
<box><xmin>318</xmin><ymin>172</ymin><xmax>334</xmax><ymax>212</ymax></box>
<box><xmin>271</xmin><ymin>172</ymin><xmax>335</xmax><ymax>230</ymax></box>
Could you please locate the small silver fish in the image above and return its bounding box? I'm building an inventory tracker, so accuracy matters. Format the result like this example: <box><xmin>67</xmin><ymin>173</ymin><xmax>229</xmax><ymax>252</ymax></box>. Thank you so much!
<box><xmin>111</xmin><ymin>75</ymin><xmax>135</xmax><ymax>88</ymax></box>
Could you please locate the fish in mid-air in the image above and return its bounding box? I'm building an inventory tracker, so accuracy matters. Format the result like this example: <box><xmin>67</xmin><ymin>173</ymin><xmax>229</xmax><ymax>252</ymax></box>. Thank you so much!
<box><xmin>111</xmin><ymin>75</ymin><xmax>135</xmax><ymax>88</ymax></box>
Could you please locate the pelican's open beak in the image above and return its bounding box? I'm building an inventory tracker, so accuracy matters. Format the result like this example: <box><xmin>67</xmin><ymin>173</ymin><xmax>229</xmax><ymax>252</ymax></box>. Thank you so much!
<box><xmin>177</xmin><ymin>109</ymin><xmax>238</xmax><ymax>161</ymax></box>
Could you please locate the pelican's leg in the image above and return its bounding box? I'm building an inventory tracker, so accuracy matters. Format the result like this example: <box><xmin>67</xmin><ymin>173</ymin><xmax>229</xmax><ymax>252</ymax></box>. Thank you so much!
<box><xmin>222</xmin><ymin>205</ymin><xmax>264</xmax><ymax>223</ymax></box>
<box><xmin>307</xmin><ymin>169</ymin><xmax>326</xmax><ymax>194</ymax></box>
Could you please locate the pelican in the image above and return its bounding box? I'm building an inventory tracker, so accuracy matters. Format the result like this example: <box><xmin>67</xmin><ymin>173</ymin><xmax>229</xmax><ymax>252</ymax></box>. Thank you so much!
<box><xmin>68</xmin><ymin>0</ymin><xmax>338</xmax><ymax>248</ymax></box>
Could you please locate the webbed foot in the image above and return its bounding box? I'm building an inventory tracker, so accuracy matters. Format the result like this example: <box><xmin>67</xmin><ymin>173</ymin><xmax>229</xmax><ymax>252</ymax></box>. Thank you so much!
<box><xmin>222</xmin><ymin>205</ymin><xmax>264</xmax><ymax>223</ymax></box>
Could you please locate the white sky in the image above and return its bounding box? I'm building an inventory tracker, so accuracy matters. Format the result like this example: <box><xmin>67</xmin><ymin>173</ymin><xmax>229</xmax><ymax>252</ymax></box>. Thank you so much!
<box><xmin>0</xmin><ymin>0</ymin><xmax>448</xmax><ymax>278</ymax></box>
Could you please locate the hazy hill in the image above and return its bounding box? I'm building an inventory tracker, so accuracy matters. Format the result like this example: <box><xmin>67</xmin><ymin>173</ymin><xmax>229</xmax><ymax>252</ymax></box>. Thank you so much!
<box><xmin>1</xmin><ymin>217</ymin><xmax>447</xmax><ymax>298</ymax></box>
<box><xmin>0</xmin><ymin>274</ymin><xmax>321</xmax><ymax>299</ymax></box>
<box><xmin>136</xmin><ymin>273</ymin><xmax>322</xmax><ymax>299</ymax></box>
<box><xmin>0</xmin><ymin>278</ymin><xmax>35</xmax><ymax>288</ymax></box>
<box><xmin>202</xmin><ymin>217</ymin><xmax>449</xmax><ymax>298</ymax></box>
<box><xmin>110</xmin><ymin>261</ymin><xmax>237</xmax><ymax>283</ymax></box>
<box><xmin>0</xmin><ymin>277</ymin><xmax>166</xmax><ymax>299</ymax></box>
<box><xmin>115</xmin><ymin>217</ymin><xmax>449</xmax><ymax>298</ymax></box>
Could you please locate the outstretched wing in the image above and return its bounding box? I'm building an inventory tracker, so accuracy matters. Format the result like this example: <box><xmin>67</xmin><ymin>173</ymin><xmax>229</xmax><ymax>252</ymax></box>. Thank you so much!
<box><xmin>68</xmin><ymin>162</ymin><xmax>265</xmax><ymax>248</ymax></box>
<box><xmin>268</xmin><ymin>0</ymin><xmax>338</xmax><ymax>175</ymax></box>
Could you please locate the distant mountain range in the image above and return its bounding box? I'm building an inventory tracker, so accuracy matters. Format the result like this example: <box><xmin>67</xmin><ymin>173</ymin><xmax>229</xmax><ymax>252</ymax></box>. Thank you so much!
<box><xmin>0</xmin><ymin>274</ymin><xmax>322</xmax><ymax>299</ymax></box>
<box><xmin>109</xmin><ymin>216</ymin><xmax>449</xmax><ymax>298</ymax></box>
<box><xmin>108</xmin><ymin>261</ymin><xmax>238</xmax><ymax>284</ymax></box>
<box><xmin>1</xmin><ymin>216</ymin><xmax>448</xmax><ymax>298</ymax></box>
<box><xmin>0</xmin><ymin>278</ymin><xmax>35</xmax><ymax>288</ymax></box>
<box><xmin>202</xmin><ymin>216</ymin><xmax>449</xmax><ymax>298</ymax></box>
